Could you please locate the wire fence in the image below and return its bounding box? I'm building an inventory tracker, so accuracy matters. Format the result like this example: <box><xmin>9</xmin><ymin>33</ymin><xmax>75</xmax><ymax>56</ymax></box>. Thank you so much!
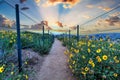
<box><xmin>0</xmin><ymin>0</ymin><xmax>120</xmax><ymax>79</ymax></box>
<box><xmin>0</xmin><ymin>0</ymin><xmax>54</xmax><ymax>79</ymax></box>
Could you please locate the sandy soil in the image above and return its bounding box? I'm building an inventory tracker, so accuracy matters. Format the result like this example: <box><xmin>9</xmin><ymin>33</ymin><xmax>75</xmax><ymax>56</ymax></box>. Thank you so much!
<box><xmin>34</xmin><ymin>38</ymin><xmax>75</xmax><ymax>80</ymax></box>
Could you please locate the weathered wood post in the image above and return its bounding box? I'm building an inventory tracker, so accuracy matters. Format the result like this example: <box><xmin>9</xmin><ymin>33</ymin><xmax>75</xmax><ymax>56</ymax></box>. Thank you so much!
<box><xmin>77</xmin><ymin>25</ymin><xmax>79</xmax><ymax>42</ymax></box>
<box><xmin>15</xmin><ymin>4</ymin><xmax>22</xmax><ymax>72</ymax></box>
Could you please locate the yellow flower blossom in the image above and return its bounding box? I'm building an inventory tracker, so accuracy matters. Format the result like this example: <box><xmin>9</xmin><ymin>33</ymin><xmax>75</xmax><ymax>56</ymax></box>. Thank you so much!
<box><xmin>91</xmin><ymin>45</ymin><xmax>95</xmax><ymax>47</ymax></box>
<box><xmin>102</xmin><ymin>55</ymin><xmax>108</xmax><ymax>60</ymax></box>
<box><xmin>70</xmin><ymin>47</ymin><xmax>74</xmax><ymax>51</ymax></box>
<box><xmin>87</xmin><ymin>48</ymin><xmax>91</xmax><ymax>53</ymax></box>
<box><xmin>96</xmin><ymin>49</ymin><xmax>101</xmax><ymax>53</ymax></box>
<box><xmin>88</xmin><ymin>59</ymin><xmax>93</xmax><ymax>64</ymax></box>
<box><xmin>113</xmin><ymin>56</ymin><xmax>117</xmax><ymax>60</ymax></box>
<box><xmin>25</xmin><ymin>75</ymin><xmax>28</xmax><ymax>79</ymax></box>
<box><xmin>64</xmin><ymin>50</ymin><xmax>69</xmax><ymax>55</ymax></box>
<box><xmin>115</xmin><ymin>60</ymin><xmax>119</xmax><ymax>63</ymax></box>
<box><xmin>98</xmin><ymin>58</ymin><xmax>102</xmax><ymax>62</ymax></box>
<box><xmin>69</xmin><ymin>65</ymin><xmax>72</xmax><ymax>69</ymax></box>
<box><xmin>81</xmin><ymin>71</ymin><xmax>86</xmax><ymax>75</ymax></box>
<box><xmin>11</xmin><ymin>71</ymin><xmax>14</xmax><ymax>75</ymax></box>
<box><xmin>69</xmin><ymin>54</ymin><xmax>73</xmax><ymax>58</ymax></box>
<box><xmin>25</xmin><ymin>61</ymin><xmax>28</xmax><ymax>64</ymax></box>
<box><xmin>74</xmin><ymin>49</ymin><xmax>79</xmax><ymax>53</ymax></box>
<box><xmin>14</xmin><ymin>39</ymin><xmax>16</xmax><ymax>42</ymax></box>
<box><xmin>73</xmin><ymin>61</ymin><xmax>75</xmax><ymax>64</ymax></box>
<box><xmin>88</xmin><ymin>42</ymin><xmax>91</xmax><ymax>46</ymax></box>
<box><xmin>91</xmin><ymin>63</ymin><xmax>95</xmax><ymax>68</ymax></box>
<box><xmin>11</xmin><ymin>63</ymin><xmax>14</xmax><ymax>67</ymax></box>
<box><xmin>113</xmin><ymin>73</ymin><xmax>118</xmax><ymax>77</ymax></box>
<box><xmin>0</xmin><ymin>66</ymin><xmax>4</xmax><ymax>73</ymax></box>
<box><xmin>100</xmin><ymin>38</ymin><xmax>103</xmax><ymax>41</ymax></box>
<box><xmin>96</xmin><ymin>56</ymin><xmax>102</xmax><ymax>62</ymax></box>
<box><xmin>10</xmin><ymin>40</ymin><xmax>13</xmax><ymax>43</ymax></box>
<box><xmin>85</xmin><ymin>67</ymin><xmax>89</xmax><ymax>71</ymax></box>
<box><xmin>109</xmin><ymin>43</ymin><xmax>113</xmax><ymax>47</ymax></box>
<box><xmin>82</xmin><ymin>55</ymin><xmax>85</xmax><ymax>59</ymax></box>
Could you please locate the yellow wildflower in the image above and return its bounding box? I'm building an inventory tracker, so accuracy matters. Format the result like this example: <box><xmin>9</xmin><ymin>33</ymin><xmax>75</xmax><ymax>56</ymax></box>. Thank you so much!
<box><xmin>69</xmin><ymin>54</ymin><xmax>73</xmax><ymax>58</ymax></box>
<box><xmin>88</xmin><ymin>59</ymin><xmax>93</xmax><ymax>64</ymax></box>
<box><xmin>69</xmin><ymin>65</ymin><xmax>72</xmax><ymax>69</ymax></box>
<box><xmin>81</xmin><ymin>71</ymin><xmax>86</xmax><ymax>75</ymax></box>
<box><xmin>74</xmin><ymin>49</ymin><xmax>79</xmax><ymax>53</ymax></box>
<box><xmin>70</xmin><ymin>47</ymin><xmax>74</xmax><ymax>51</ymax></box>
<box><xmin>91</xmin><ymin>45</ymin><xmax>95</xmax><ymax>47</ymax></box>
<box><xmin>25</xmin><ymin>75</ymin><xmax>28</xmax><ymax>79</ymax></box>
<box><xmin>14</xmin><ymin>39</ymin><xmax>16</xmax><ymax>42</ymax></box>
<box><xmin>113</xmin><ymin>73</ymin><xmax>118</xmax><ymax>77</ymax></box>
<box><xmin>82</xmin><ymin>55</ymin><xmax>85</xmax><ymax>59</ymax></box>
<box><xmin>11</xmin><ymin>63</ymin><xmax>14</xmax><ymax>67</ymax></box>
<box><xmin>98</xmin><ymin>58</ymin><xmax>102</xmax><ymax>62</ymax></box>
<box><xmin>115</xmin><ymin>60</ymin><xmax>119</xmax><ymax>63</ymax></box>
<box><xmin>96</xmin><ymin>56</ymin><xmax>102</xmax><ymax>62</ymax></box>
<box><xmin>109</xmin><ymin>43</ymin><xmax>113</xmax><ymax>47</ymax></box>
<box><xmin>96</xmin><ymin>49</ymin><xmax>101</xmax><ymax>53</ymax></box>
<box><xmin>113</xmin><ymin>56</ymin><xmax>117</xmax><ymax>60</ymax></box>
<box><xmin>102</xmin><ymin>55</ymin><xmax>108</xmax><ymax>60</ymax></box>
<box><xmin>11</xmin><ymin>71</ymin><xmax>14</xmax><ymax>75</ymax></box>
<box><xmin>85</xmin><ymin>67</ymin><xmax>89</xmax><ymax>72</ymax></box>
<box><xmin>88</xmin><ymin>42</ymin><xmax>91</xmax><ymax>46</ymax></box>
<box><xmin>25</xmin><ymin>61</ymin><xmax>28</xmax><ymax>65</ymax></box>
<box><xmin>73</xmin><ymin>61</ymin><xmax>75</xmax><ymax>64</ymax></box>
<box><xmin>0</xmin><ymin>66</ymin><xmax>4</xmax><ymax>73</ymax></box>
<box><xmin>64</xmin><ymin>50</ymin><xmax>69</xmax><ymax>55</ymax></box>
<box><xmin>100</xmin><ymin>38</ymin><xmax>103</xmax><ymax>41</ymax></box>
<box><xmin>91</xmin><ymin>63</ymin><xmax>95</xmax><ymax>68</ymax></box>
<box><xmin>87</xmin><ymin>48</ymin><xmax>91</xmax><ymax>53</ymax></box>
<box><xmin>10</xmin><ymin>40</ymin><xmax>13</xmax><ymax>43</ymax></box>
<box><xmin>96</xmin><ymin>56</ymin><xmax>100</xmax><ymax>59</ymax></box>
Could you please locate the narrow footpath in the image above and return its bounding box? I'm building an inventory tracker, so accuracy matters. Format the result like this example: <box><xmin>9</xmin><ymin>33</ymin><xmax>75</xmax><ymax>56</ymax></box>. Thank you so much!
<box><xmin>36</xmin><ymin>38</ymin><xmax>75</xmax><ymax>80</ymax></box>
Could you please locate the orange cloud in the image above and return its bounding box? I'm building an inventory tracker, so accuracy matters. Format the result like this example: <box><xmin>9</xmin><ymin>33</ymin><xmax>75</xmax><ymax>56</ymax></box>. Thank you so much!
<box><xmin>34</xmin><ymin>0</ymin><xmax>40</xmax><ymax>4</ymax></box>
<box><xmin>56</xmin><ymin>21</ymin><xmax>63</xmax><ymax>27</ymax></box>
<box><xmin>86</xmin><ymin>5</ymin><xmax>94</xmax><ymax>8</ymax></box>
<box><xmin>63</xmin><ymin>4</ymin><xmax>72</xmax><ymax>9</ymax></box>
<box><xmin>53</xmin><ymin>29</ymin><xmax>67</xmax><ymax>32</ymax></box>
<box><xmin>98</xmin><ymin>6</ymin><xmax>112</xmax><ymax>11</ymax></box>
<box><xmin>82</xmin><ymin>15</ymin><xmax>91</xmax><ymax>19</ymax></box>
<box><xmin>43</xmin><ymin>0</ymin><xmax>80</xmax><ymax>8</ymax></box>
<box><xmin>105</xmin><ymin>16</ymin><xmax>120</xmax><ymax>26</ymax></box>
<box><xmin>96</xmin><ymin>16</ymin><xmax>120</xmax><ymax>27</ymax></box>
<box><xmin>109</xmin><ymin>12</ymin><xmax>120</xmax><ymax>17</ymax></box>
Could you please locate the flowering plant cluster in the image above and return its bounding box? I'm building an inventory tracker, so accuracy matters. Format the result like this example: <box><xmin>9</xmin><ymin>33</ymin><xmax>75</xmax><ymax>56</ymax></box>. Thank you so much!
<box><xmin>0</xmin><ymin>30</ymin><xmax>54</xmax><ymax>79</ymax></box>
<box><xmin>64</xmin><ymin>37</ymin><xmax>120</xmax><ymax>80</ymax></box>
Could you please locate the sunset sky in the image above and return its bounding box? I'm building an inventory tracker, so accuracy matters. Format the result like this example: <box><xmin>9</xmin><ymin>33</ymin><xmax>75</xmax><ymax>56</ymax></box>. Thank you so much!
<box><xmin>0</xmin><ymin>0</ymin><xmax>120</xmax><ymax>34</ymax></box>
